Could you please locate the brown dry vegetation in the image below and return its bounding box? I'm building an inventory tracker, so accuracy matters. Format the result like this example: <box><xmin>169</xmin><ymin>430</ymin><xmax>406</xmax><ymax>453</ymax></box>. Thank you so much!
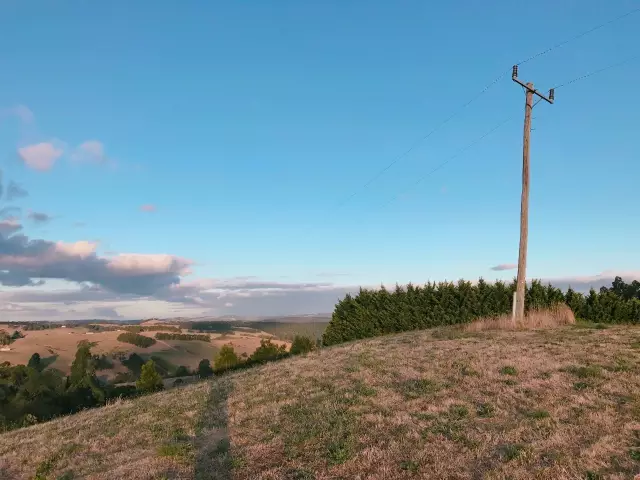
<box><xmin>464</xmin><ymin>304</ymin><xmax>576</xmax><ymax>332</ymax></box>
<box><xmin>2</xmin><ymin>324</ymin><xmax>640</xmax><ymax>479</ymax></box>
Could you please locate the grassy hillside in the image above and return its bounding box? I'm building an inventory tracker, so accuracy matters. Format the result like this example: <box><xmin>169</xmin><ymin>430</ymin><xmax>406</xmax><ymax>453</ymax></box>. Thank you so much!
<box><xmin>2</xmin><ymin>324</ymin><xmax>640</xmax><ymax>479</ymax></box>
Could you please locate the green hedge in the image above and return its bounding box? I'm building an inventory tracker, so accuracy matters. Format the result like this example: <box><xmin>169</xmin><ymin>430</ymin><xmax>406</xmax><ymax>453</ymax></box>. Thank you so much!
<box><xmin>322</xmin><ymin>277</ymin><xmax>640</xmax><ymax>346</ymax></box>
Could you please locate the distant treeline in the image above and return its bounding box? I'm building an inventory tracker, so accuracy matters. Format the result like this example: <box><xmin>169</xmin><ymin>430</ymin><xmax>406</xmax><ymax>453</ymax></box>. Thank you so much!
<box><xmin>322</xmin><ymin>277</ymin><xmax>640</xmax><ymax>345</ymax></box>
<box><xmin>87</xmin><ymin>324</ymin><xmax>121</xmax><ymax>332</ymax></box>
<box><xmin>155</xmin><ymin>333</ymin><xmax>210</xmax><ymax>342</ymax></box>
<box><xmin>189</xmin><ymin>321</ymin><xmax>235</xmax><ymax>333</ymax></box>
<box><xmin>22</xmin><ymin>323</ymin><xmax>61</xmax><ymax>331</ymax></box>
<box><xmin>117</xmin><ymin>332</ymin><xmax>156</xmax><ymax>348</ymax></box>
<box><xmin>143</xmin><ymin>325</ymin><xmax>181</xmax><ymax>332</ymax></box>
<box><xmin>88</xmin><ymin>324</ymin><xmax>180</xmax><ymax>333</ymax></box>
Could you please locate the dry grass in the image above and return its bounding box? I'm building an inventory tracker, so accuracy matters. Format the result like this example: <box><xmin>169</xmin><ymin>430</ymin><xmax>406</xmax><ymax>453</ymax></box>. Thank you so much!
<box><xmin>0</xmin><ymin>382</ymin><xmax>212</xmax><ymax>480</ymax></box>
<box><xmin>464</xmin><ymin>304</ymin><xmax>576</xmax><ymax>332</ymax></box>
<box><xmin>2</xmin><ymin>323</ymin><xmax>640</xmax><ymax>479</ymax></box>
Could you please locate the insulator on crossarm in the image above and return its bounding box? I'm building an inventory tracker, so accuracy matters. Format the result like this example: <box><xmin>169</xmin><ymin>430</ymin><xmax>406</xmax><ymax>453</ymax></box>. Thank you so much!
<box><xmin>512</xmin><ymin>65</ymin><xmax>518</xmax><ymax>79</ymax></box>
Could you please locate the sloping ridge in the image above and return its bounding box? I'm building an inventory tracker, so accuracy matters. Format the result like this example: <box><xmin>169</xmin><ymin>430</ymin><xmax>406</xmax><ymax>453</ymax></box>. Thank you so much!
<box><xmin>1</xmin><ymin>324</ymin><xmax>640</xmax><ymax>479</ymax></box>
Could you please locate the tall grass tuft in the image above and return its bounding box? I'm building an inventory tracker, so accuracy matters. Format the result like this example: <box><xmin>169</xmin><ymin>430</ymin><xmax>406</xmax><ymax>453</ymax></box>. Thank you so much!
<box><xmin>464</xmin><ymin>304</ymin><xmax>575</xmax><ymax>332</ymax></box>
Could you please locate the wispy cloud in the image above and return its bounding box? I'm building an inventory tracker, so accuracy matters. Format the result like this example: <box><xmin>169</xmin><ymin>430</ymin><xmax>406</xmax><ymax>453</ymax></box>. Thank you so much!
<box><xmin>28</xmin><ymin>211</ymin><xmax>52</xmax><ymax>224</ymax></box>
<box><xmin>6</xmin><ymin>182</ymin><xmax>28</xmax><ymax>201</ymax></box>
<box><xmin>71</xmin><ymin>140</ymin><xmax>112</xmax><ymax>165</ymax></box>
<box><xmin>140</xmin><ymin>204</ymin><xmax>157</xmax><ymax>213</ymax></box>
<box><xmin>491</xmin><ymin>263</ymin><xmax>517</xmax><ymax>271</ymax></box>
<box><xmin>1</xmin><ymin>105</ymin><xmax>34</xmax><ymax>124</ymax></box>
<box><xmin>18</xmin><ymin>142</ymin><xmax>63</xmax><ymax>171</ymax></box>
<box><xmin>0</xmin><ymin>207</ymin><xmax>21</xmax><ymax>219</ymax></box>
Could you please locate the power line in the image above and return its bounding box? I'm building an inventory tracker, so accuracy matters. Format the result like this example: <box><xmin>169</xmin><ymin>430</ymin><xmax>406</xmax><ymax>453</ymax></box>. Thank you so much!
<box><xmin>380</xmin><ymin>49</ymin><xmax>636</xmax><ymax>210</ymax></box>
<box><xmin>379</xmin><ymin>116</ymin><xmax>513</xmax><ymax>209</ymax></box>
<box><xmin>552</xmin><ymin>53</ymin><xmax>639</xmax><ymax>89</ymax></box>
<box><xmin>337</xmin><ymin>6</ymin><xmax>639</xmax><ymax>208</ymax></box>
<box><xmin>516</xmin><ymin>7</ymin><xmax>640</xmax><ymax>66</ymax></box>
<box><xmin>335</xmin><ymin>71</ymin><xmax>509</xmax><ymax>207</ymax></box>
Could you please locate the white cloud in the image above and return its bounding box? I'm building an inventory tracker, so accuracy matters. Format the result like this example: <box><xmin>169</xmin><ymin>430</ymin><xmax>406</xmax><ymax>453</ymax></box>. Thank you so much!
<box><xmin>55</xmin><ymin>241</ymin><xmax>98</xmax><ymax>258</ymax></box>
<box><xmin>0</xmin><ymin>230</ymin><xmax>192</xmax><ymax>294</ymax></box>
<box><xmin>18</xmin><ymin>142</ymin><xmax>63</xmax><ymax>171</ymax></box>
<box><xmin>107</xmin><ymin>254</ymin><xmax>191</xmax><ymax>276</ymax></box>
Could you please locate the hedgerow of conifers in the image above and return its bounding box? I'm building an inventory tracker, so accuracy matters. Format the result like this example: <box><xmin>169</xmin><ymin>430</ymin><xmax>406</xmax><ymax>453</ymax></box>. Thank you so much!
<box><xmin>322</xmin><ymin>277</ymin><xmax>640</xmax><ymax>346</ymax></box>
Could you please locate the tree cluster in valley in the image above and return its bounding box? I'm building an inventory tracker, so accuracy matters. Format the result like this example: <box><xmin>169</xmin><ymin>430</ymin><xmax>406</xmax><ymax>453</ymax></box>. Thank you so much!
<box><xmin>116</xmin><ymin>332</ymin><xmax>157</xmax><ymax>348</ymax></box>
<box><xmin>0</xmin><ymin>330</ymin><xmax>24</xmax><ymax>346</ymax></box>
<box><xmin>203</xmin><ymin>336</ymin><xmax>315</xmax><ymax>376</ymax></box>
<box><xmin>0</xmin><ymin>342</ymin><xmax>136</xmax><ymax>432</ymax></box>
<box><xmin>155</xmin><ymin>332</ymin><xmax>210</xmax><ymax>342</ymax></box>
<box><xmin>0</xmin><ymin>334</ymin><xmax>317</xmax><ymax>432</ymax></box>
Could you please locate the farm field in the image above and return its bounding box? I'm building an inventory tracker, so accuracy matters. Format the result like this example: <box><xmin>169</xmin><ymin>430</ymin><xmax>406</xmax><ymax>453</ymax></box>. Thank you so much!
<box><xmin>0</xmin><ymin>323</ymin><xmax>291</xmax><ymax>378</ymax></box>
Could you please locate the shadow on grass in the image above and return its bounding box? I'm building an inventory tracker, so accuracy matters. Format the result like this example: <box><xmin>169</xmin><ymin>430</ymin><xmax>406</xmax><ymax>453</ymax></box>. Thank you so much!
<box><xmin>194</xmin><ymin>376</ymin><xmax>235</xmax><ymax>480</ymax></box>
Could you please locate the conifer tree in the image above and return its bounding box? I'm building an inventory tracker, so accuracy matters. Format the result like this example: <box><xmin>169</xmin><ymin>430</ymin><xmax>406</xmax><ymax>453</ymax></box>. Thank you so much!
<box><xmin>136</xmin><ymin>360</ymin><xmax>163</xmax><ymax>392</ymax></box>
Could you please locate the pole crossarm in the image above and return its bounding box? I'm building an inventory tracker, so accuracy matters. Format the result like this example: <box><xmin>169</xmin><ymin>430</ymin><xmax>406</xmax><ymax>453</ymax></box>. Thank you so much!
<box><xmin>512</xmin><ymin>65</ymin><xmax>555</xmax><ymax>104</ymax></box>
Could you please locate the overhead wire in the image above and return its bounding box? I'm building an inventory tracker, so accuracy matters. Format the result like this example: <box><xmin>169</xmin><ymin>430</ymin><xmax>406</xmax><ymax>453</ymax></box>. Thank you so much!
<box><xmin>515</xmin><ymin>7</ymin><xmax>640</xmax><ymax>66</ymax></box>
<box><xmin>379</xmin><ymin>116</ymin><xmax>513</xmax><ymax>209</ymax></box>
<box><xmin>337</xmin><ymin>6</ymin><xmax>640</xmax><ymax>208</ymax></box>
<box><xmin>551</xmin><ymin>53</ymin><xmax>639</xmax><ymax>89</ymax></box>
<box><xmin>379</xmin><ymin>53</ymin><xmax>640</xmax><ymax>208</ymax></box>
<box><xmin>530</xmin><ymin>53</ymin><xmax>638</xmax><ymax>132</ymax></box>
<box><xmin>335</xmin><ymin>70</ymin><xmax>510</xmax><ymax>207</ymax></box>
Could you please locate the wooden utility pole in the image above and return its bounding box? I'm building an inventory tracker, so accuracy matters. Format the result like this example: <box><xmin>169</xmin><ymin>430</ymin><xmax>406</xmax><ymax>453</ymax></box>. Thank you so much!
<box><xmin>511</xmin><ymin>66</ymin><xmax>554</xmax><ymax>323</ymax></box>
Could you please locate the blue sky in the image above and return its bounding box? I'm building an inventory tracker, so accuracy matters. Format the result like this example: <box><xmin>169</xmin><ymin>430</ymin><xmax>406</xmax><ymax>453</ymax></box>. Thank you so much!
<box><xmin>0</xmin><ymin>1</ymin><xmax>638</xmax><ymax>320</ymax></box>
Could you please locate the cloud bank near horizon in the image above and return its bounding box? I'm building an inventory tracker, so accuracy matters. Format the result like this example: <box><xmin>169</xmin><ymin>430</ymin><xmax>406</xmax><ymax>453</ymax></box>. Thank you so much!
<box><xmin>1</xmin><ymin>212</ymin><xmax>637</xmax><ymax>321</ymax></box>
<box><xmin>1</xmin><ymin>225</ymin><xmax>638</xmax><ymax>322</ymax></box>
